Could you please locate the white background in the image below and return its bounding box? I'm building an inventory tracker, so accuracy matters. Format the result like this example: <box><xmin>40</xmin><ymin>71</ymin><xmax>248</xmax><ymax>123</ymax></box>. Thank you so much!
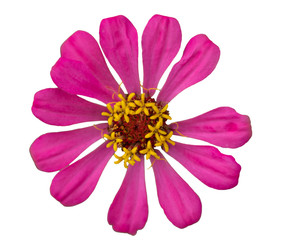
<box><xmin>1</xmin><ymin>0</ymin><xmax>286</xmax><ymax>239</ymax></box>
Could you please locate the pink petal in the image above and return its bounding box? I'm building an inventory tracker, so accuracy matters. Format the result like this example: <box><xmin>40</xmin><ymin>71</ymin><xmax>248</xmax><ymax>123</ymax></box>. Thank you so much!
<box><xmin>170</xmin><ymin>107</ymin><xmax>252</xmax><ymax>148</ymax></box>
<box><xmin>108</xmin><ymin>157</ymin><xmax>148</xmax><ymax>235</ymax></box>
<box><xmin>142</xmin><ymin>15</ymin><xmax>181</xmax><ymax>97</ymax></box>
<box><xmin>30</xmin><ymin>124</ymin><xmax>107</xmax><ymax>172</ymax></box>
<box><xmin>51</xmin><ymin>57</ymin><xmax>117</xmax><ymax>104</ymax></box>
<box><xmin>32</xmin><ymin>88</ymin><xmax>107</xmax><ymax>126</ymax></box>
<box><xmin>167</xmin><ymin>142</ymin><xmax>241</xmax><ymax>190</ymax></box>
<box><xmin>157</xmin><ymin>34</ymin><xmax>220</xmax><ymax>103</ymax></box>
<box><xmin>61</xmin><ymin>30</ymin><xmax>122</xmax><ymax>96</ymax></box>
<box><xmin>100</xmin><ymin>15</ymin><xmax>140</xmax><ymax>94</ymax></box>
<box><xmin>50</xmin><ymin>142</ymin><xmax>114</xmax><ymax>206</ymax></box>
<box><xmin>151</xmin><ymin>151</ymin><xmax>202</xmax><ymax>228</ymax></box>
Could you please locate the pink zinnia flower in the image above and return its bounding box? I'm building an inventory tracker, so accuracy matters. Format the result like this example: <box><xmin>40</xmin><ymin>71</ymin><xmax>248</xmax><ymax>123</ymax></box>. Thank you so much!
<box><xmin>30</xmin><ymin>15</ymin><xmax>252</xmax><ymax>235</ymax></box>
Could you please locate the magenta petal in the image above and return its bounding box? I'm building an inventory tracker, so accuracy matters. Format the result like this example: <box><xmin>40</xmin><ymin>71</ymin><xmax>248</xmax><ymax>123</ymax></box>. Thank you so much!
<box><xmin>151</xmin><ymin>151</ymin><xmax>201</xmax><ymax>228</ymax></box>
<box><xmin>100</xmin><ymin>15</ymin><xmax>140</xmax><ymax>94</ymax></box>
<box><xmin>50</xmin><ymin>142</ymin><xmax>114</xmax><ymax>206</ymax></box>
<box><xmin>142</xmin><ymin>15</ymin><xmax>181</xmax><ymax>96</ymax></box>
<box><xmin>30</xmin><ymin>124</ymin><xmax>107</xmax><ymax>172</ymax></box>
<box><xmin>32</xmin><ymin>88</ymin><xmax>106</xmax><ymax>126</ymax></box>
<box><xmin>170</xmin><ymin>107</ymin><xmax>252</xmax><ymax>148</ymax></box>
<box><xmin>157</xmin><ymin>34</ymin><xmax>220</xmax><ymax>103</ymax></box>
<box><xmin>51</xmin><ymin>57</ymin><xmax>116</xmax><ymax>104</ymax></box>
<box><xmin>61</xmin><ymin>30</ymin><xmax>122</xmax><ymax>96</ymax></box>
<box><xmin>108</xmin><ymin>157</ymin><xmax>148</xmax><ymax>235</ymax></box>
<box><xmin>167</xmin><ymin>142</ymin><xmax>241</xmax><ymax>190</ymax></box>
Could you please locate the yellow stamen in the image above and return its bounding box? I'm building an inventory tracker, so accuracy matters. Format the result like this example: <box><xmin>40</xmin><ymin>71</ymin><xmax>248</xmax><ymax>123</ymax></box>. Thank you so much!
<box><xmin>107</xmin><ymin>103</ymin><xmax>113</xmax><ymax>113</ymax></box>
<box><xmin>147</xmin><ymin>157</ymin><xmax>167</xmax><ymax>169</ymax></box>
<box><xmin>132</xmin><ymin>93</ymin><xmax>155</xmax><ymax>117</ymax></box>
<box><xmin>172</xmin><ymin>122</ymin><xmax>188</xmax><ymax>137</ymax></box>
<box><xmin>93</xmin><ymin>125</ymin><xmax>105</xmax><ymax>138</ymax></box>
<box><xmin>124</xmin><ymin>114</ymin><xmax>130</xmax><ymax>123</ymax></box>
<box><xmin>140</xmin><ymin>83</ymin><xmax>161</xmax><ymax>92</ymax></box>
<box><xmin>110</xmin><ymin>82</ymin><xmax>123</xmax><ymax>100</ymax></box>
<box><xmin>115</xmin><ymin>94</ymin><xmax>136</xmax><ymax>123</ymax></box>
<box><xmin>114</xmin><ymin>147</ymin><xmax>140</xmax><ymax>168</ymax></box>
<box><xmin>127</xmin><ymin>93</ymin><xmax>135</xmax><ymax>101</ymax></box>
<box><xmin>150</xmin><ymin>104</ymin><xmax>172</xmax><ymax>121</ymax></box>
<box><xmin>154</xmin><ymin>131</ymin><xmax>175</xmax><ymax>152</ymax></box>
<box><xmin>139</xmin><ymin>141</ymin><xmax>160</xmax><ymax>160</ymax></box>
<box><xmin>104</xmin><ymin>133</ymin><xmax>123</xmax><ymax>151</ymax></box>
<box><xmin>145</xmin><ymin>118</ymin><xmax>166</xmax><ymax>139</ymax></box>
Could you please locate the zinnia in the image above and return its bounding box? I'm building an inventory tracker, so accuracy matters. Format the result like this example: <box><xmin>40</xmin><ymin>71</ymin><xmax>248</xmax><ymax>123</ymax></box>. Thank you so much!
<box><xmin>30</xmin><ymin>15</ymin><xmax>252</xmax><ymax>235</ymax></box>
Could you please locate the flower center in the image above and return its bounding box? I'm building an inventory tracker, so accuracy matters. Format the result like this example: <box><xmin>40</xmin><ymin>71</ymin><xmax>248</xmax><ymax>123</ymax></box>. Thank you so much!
<box><xmin>101</xmin><ymin>93</ymin><xmax>175</xmax><ymax>168</ymax></box>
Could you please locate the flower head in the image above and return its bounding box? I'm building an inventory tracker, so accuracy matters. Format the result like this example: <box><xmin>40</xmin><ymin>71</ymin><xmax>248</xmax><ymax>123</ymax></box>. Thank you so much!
<box><xmin>30</xmin><ymin>15</ymin><xmax>252</xmax><ymax>235</ymax></box>
<box><xmin>102</xmin><ymin>92</ymin><xmax>172</xmax><ymax>167</ymax></box>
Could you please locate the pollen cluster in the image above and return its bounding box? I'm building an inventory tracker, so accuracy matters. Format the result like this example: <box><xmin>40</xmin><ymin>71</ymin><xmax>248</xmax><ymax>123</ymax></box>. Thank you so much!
<box><xmin>101</xmin><ymin>93</ymin><xmax>174</xmax><ymax>168</ymax></box>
